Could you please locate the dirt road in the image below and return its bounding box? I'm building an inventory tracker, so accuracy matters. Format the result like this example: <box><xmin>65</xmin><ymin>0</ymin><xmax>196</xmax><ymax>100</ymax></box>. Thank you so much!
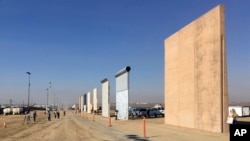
<box><xmin>0</xmin><ymin>110</ymin><xmax>231</xmax><ymax>141</ymax></box>
<box><xmin>0</xmin><ymin>111</ymin><xmax>146</xmax><ymax>141</ymax></box>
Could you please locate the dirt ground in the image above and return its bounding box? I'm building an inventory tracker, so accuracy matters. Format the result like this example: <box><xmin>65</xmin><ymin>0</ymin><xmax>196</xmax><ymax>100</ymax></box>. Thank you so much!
<box><xmin>1</xmin><ymin>110</ymin><xmax>246</xmax><ymax>141</ymax></box>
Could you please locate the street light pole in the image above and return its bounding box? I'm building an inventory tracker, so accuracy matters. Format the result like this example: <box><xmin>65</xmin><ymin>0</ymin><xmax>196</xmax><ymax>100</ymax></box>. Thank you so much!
<box><xmin>54</xmin><ymin>94</ymin><xmax>56</xmax><ymax>110</ymax></box>
<box><xmin>26</xmin><ymin>72</ymin><xmax>31</xmax><ymax>108</ymax></box>
<box><xmin>46</xmin><ymin>88</ymin><xmax>49</xmax><ymax>110</ymax></box>
<box><xmin>49</xmin><ymin>82</ymin><xmax>52</xmax><ymax>110</ymax></box>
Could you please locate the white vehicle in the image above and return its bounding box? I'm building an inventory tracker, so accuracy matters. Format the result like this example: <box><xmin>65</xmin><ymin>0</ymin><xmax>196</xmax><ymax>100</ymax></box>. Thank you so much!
<box><xmin>13</xmin><ymin>107</ymin><xmax>24</xmax><ymax>115</ymax></box>
<box><xmin>154</xmin><ymin>104</ymin><xmax>163</xmax><ymax>109</ymax></box>
<box><xmin>228</xmin><ymin>106</ymin><xmax>250</xmax><ymax>117</ymax></box>
<box><xmin>3</xmin><ymin>108</ymin><xmax>13</xmax><ymax>115</ymax></box>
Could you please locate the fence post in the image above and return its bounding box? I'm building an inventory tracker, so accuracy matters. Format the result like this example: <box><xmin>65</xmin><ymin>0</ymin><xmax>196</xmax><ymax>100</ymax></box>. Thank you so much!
<box><xmin>108</xmin><ymin>117</ymin><xmax>112</xmax><ymax>127</ymax></box>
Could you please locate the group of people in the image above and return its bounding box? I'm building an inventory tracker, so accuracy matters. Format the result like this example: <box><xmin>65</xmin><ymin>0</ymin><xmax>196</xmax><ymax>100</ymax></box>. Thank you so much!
<box><xmin>47</xmin><ymin>110</ymin><xmax>66</xmax><ymax>121</ymax></box>
<box><xmin>54</xmin><ymin>110</ymin><xmax>60</xmax><ymax>119</ymax></box>
<box><xmin>23</xmin><ymin>109</ymin><xmax>66</xmax><ymax>124</ymax></box>
<box><xmin>23</xmin><ymin>110</ymin><xmax>37</xmax><ymax>125</ymax></box>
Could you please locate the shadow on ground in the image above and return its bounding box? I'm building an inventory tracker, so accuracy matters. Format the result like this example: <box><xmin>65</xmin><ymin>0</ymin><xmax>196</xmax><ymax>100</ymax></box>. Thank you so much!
<box><xmin>125</xmin><ymin>135</ymin><xmax>149</xmax><ymax>141</ymax></box>
<box><xmin>128</xmin><ymin>116</ymin><xmax>164</xmax><ymax>120</ymax></box>
<box><xmin>237</xmin><ymin>120</ymin><xmax>250</xmax><ymax>124</ymax></box>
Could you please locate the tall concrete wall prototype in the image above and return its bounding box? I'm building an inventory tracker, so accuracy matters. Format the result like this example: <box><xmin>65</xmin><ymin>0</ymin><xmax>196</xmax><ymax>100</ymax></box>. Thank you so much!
<box><xmin>93</xmin><ymin>88</ymin><xmax>98</xmax><ymax>111</ymax></box>
<box><xmin>164</xmin><ymin>5</ymin><xmax>228</xmax><ymax>133</ymax></box>
<box><xmin>83</xmin><ymin>94</ymin><xmax>87</xmax><ymax>112</ymax></box>
<box><xmin>115</xmin><ymin>66</ymin><xmax>131</xmax><ymax>120</ymax></box>
<box><xmin>87</xmin><ymin>92</ymin><xmax>91</xmax><ymax>113</ymax></box>
<box><xmin>101</xmin><ymin>78</ymin><xmax>110</xmax><ymax>117</ymax></box>
<box><xmin>80</xmin><ymin>95</ymin><xmax>83</xmax><ymax>112</ymax></box>
<box><xmin>78</xmin><ymin>96</ymin><xmax>81</xmax><ymax>111</ymax></box>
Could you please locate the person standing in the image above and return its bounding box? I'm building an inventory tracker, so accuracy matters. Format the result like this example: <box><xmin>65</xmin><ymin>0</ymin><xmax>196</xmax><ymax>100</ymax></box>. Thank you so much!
<box><xmin>23</xmin><ymin>111</ymin><xmax>30</xmax><ymax>125</ymax></box>
<box><xmin>48</xmin><ymin>110</ymin><xmax>51</xmax><ymax>121</ymax></box>
<box><xmin>230</xmin><ymin>109</ymin><xmax>238</xmax><ymax>124</ymax></box>
<box><xmin>54</xmin><ymin>111</ymin><xmax>57</xmax><ymax>119</ymax></box>
<box><xmin>147</xmin><ymin>109</ymin><xmax>150</xmax><ymax>118</ymax></box>
<box><xmin>33</xmin><ymin>110</ymin><xmax>37</xmax><ymax>122</ymax></box>
<box><xmin>57</xmin><ymin>110</ymin><xmax>60</xmax><ymax>119</ymax></box>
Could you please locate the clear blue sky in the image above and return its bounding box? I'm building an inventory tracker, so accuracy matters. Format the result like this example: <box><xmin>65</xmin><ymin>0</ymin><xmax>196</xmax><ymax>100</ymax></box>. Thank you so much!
<box><xmin>0</xmin><ymin>0</ymin><xmax>249</xmax><ymax>107</ymax></box>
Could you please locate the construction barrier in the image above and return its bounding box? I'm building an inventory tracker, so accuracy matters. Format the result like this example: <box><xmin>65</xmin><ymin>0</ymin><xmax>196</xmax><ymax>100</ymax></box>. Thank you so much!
<box><xmin>2</xmin><ymin>122</ymin><xmax>7</xmax><ymax>128</ymax></box>
<box><xmin>85</xmin><ymin>113</ymin><xmax>88</xmax><ymax>119</ymax></box>
<box><xmin>92</xmin><ymin>114</ymin><xmax>95</xmax><ymax>121</ymax></box>
<box><xmin>143</xmin><ymin>117</ymin><xmax>146</xmax><ymax>138</ymax></box>
<box><xmin>108</xmin><ymin>117</ymin><xmax>112</xmax><ymax>127</ymax></box>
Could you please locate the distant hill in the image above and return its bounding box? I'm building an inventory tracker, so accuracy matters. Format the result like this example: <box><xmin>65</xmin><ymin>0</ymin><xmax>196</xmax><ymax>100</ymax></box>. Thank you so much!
<box><xmin>229</xmin><ymin>102</ymin><xmax>250</xmax><ymax>106</ymax></box>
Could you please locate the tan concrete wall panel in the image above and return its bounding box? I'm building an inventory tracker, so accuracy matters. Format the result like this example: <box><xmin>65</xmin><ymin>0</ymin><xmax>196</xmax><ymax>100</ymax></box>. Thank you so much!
<box><xmin>165</xmin><ymin>34</ymin><xmax>179</xmax><ymax>126</ymax></box>
<box><xmin>178</xmin><ymin>24</ymin><xmax>195</xmax><ymax>128</ymax></box>
<box><xmin>164</xmin><ymin>5</ymin><xmax>228</xmax><ymax>133</ymax></box>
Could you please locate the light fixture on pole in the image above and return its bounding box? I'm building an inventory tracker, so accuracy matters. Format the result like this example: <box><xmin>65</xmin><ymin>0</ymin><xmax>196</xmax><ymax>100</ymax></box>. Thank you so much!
<box><xmin>26</xmin><ymin>72</ymin><xmax>31</xmax><ymax>108</ymax></box>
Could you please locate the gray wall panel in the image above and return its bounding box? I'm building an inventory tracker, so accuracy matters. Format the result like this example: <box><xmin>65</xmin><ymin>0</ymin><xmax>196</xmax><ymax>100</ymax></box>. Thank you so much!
<box><xmin>116</xmin><ymin>90</ymin><xmax>128</xmax><ymax>120</ymax></box>
<box><xmin>116</xmin><ymin>72</ymin><xmax>128</xmax><ymax>92</ymax></box>
<box><xmin>102</xmin><ymin>81</ymin><xmax>110</xmax><ymax>117</ymax></box>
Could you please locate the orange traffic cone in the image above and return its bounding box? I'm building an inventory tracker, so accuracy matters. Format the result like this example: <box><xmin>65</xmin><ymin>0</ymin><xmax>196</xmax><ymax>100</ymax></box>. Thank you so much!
<box><xmin>2</xmin><ymin>122</ymin><xmax>7</xmax><ymax>128</ymax></box>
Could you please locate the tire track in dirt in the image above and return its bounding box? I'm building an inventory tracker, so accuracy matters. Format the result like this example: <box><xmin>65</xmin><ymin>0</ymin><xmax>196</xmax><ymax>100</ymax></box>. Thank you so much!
<box><xmin>1</xmin><ymin>112</ymin><xmax>133</xmax><ymax>141</ymax></box>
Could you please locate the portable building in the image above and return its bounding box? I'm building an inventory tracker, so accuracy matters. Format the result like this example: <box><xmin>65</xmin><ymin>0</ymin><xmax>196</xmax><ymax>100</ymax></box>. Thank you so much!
<box><xmin>228</xmin><ymin>106</ymin><xmax>250</xmax><ymax>117</ymax></box>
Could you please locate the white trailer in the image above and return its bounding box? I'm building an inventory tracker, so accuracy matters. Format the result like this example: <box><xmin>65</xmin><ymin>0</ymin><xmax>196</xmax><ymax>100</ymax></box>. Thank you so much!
<box><xmin>13</xmin><ymin>107</ymin><xmax>24</xmax><ymax>115</ymax></box>
<box><xmin>228</xmin><ymin>106</ymin><xmax>250</xmax><ymax>117</ymax></box>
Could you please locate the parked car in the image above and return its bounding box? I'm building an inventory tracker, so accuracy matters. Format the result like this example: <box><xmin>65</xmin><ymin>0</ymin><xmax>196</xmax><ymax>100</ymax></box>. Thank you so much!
<box><xmin>157</xmin><ymin>107</ymin><xmax>165</xmax><ymax>117</ymax></box>
<box><xmin>129</xmin><ymin>107</ymin><xmax>147</xmax><ymax>118</ymax></box>
<box><xmin>147</xmin><ymin>108</ymin><xmax>164</xmax><ymax>118</ymax></box>
<box><xmin>128</xmin><ymin>107</ymin><xmax>136</xmax><ymax>117</ymax></box>
<box><xmin>134</xmin><ymin>108</ymin><xmax>147</xmax><ymax>117</ymax></box>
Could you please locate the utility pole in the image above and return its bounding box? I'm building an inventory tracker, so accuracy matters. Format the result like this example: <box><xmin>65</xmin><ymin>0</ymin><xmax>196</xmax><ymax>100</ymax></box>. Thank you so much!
<box><xmin>54</xmin><ymin>94</ymin><xmax>56</xmax><ymax>110</ymax></box>
<box><xmin>9</xmin><ymin>99</ymin><xmax>12</xmax><ymax>107</ymax></box>
<box><xmin>26</xmin><ymin>72</ymin><xmax>31</xmax><ymax>108</ymax></box>
<box><xmin>50</xmin><ymin>82</ymin><xmax>52</xmax><ymax>109</ymax></box>
<box><xmin>46</xmin><ymin>88</ymin><xmax>49</xmax><ymax>110</ymax></box>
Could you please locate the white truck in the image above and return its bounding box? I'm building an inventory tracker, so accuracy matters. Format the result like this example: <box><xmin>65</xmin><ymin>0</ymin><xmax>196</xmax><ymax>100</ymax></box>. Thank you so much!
<box><xmin>228</xmin><ymin>106</ymin><xmax>250</xmax><ymax>117</ymax></box>
<box><xmin>3</xmin><ymin>108</ymin><xmax>13</xmax><ymax>115</ymax></box>
<box><xmin>12</xmin><ymin>107</ymin><xmax>24</xmax><ymax>115</ymax></box>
